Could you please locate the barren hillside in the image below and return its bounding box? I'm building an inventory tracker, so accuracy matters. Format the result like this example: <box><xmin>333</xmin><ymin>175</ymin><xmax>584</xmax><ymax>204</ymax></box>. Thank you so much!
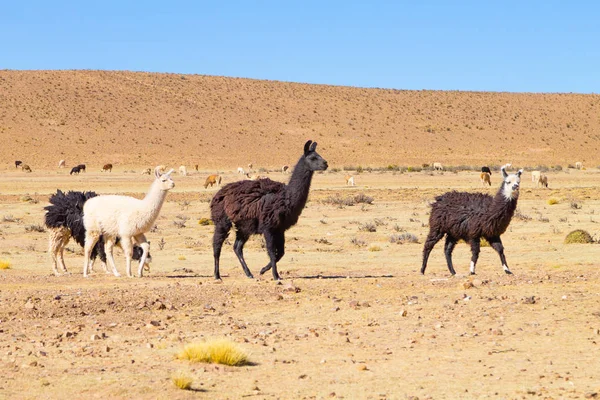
<box><xmin>1</xmin><ymin>70</ymin><xmax>599</xmax><ymax>169</ymax></box>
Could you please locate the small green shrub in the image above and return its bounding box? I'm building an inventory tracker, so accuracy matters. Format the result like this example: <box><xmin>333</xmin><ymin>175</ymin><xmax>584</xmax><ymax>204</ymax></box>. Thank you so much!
<box><xmin>564</xmin><ymin>230</ymin><xmax>593</xmax><ymax>244</ymax></box>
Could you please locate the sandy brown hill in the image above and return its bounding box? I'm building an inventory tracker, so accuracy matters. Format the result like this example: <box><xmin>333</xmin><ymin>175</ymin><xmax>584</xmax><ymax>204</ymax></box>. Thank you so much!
<box><xmin>1</xmin><ymin>70</ymin><xmax>599</xmax><ymax>170</ymax></box>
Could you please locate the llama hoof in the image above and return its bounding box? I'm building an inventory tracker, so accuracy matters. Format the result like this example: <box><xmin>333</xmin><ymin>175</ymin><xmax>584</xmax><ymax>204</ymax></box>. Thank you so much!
<box><xmin>470</xmin><ymin>272</ymin><xmax>476</xmax><ymax>275</ymax></box>
<box><xmin>504</xmin><ymin>270</ymin><xmax>513</xmax><ymax>275</ymax></box>
<box><xmin>246</xmin><ymin>274</ymin><xmax>255</xmax><ymax>279</ymax></box>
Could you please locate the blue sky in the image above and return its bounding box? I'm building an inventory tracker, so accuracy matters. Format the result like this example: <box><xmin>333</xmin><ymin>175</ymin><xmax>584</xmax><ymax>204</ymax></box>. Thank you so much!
<box><xmin>2</xmin><ymin>1</ymin><xmax>599</xmax><ymax>93</ymax></box>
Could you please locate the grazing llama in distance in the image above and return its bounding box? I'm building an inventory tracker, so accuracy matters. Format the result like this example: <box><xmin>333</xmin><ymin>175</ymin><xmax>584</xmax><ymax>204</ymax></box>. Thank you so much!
<box><xmin>179</xmin><ymin>165</ymin><xmax>187</xmax><ymax>176</ymax></box>
<box><xmin>421</xmin><ymin>164</ymin><xmax>523</xmax><ymax>276</ymax></box>
<box><xmin>237</xmin><ymin>167</ymin><xmax>245</xmax><ymax>175</ymax></box>
<box><xmin>575</xmin><ymin>162</ymin><xmax>583</xmax><ymax>170</ymax></box>
<box><xmin>21</xmin><ymin>164</ymin><xmax>32</xmax><ymax>173</ymax></box>
<box><xmin>58</xmin><ymin>160</ymin><xmax>66</xmax><ymax>168</ymax></box>
<box><xmin>345</xmin><ymin>174</ymin><xmax>356</xmax><ymax>186</ymax></box>
<box><xmin>15</xmin><ymin>160</ymin><xmax>22</xmax><ymax>169</ymax></box>
<box><xmin>195</xmin><ymin>164</ymin><xmax>199</xmax><ymax>171</ymax></box>
<box><xmin>204</xmin><ymin>174</ymin><xmax>222</xmax><ymax>189</ymax></box>
<box><xmin>70</xmin><ymin>166</ymin><xmax>82</xmax><ymax>175</ymax></box>
<box><xmin>76</xmin><ymin>164</ymin><xmax>86</xmax><ymax>172</ymax></box>
<box><xmin>156</xmin><ymin>165</ymin><xmax>166</xmax><ymax>173</ymax></box>
<box><xmin>481</xmin><ymin>166</ymin><xmax>492</xmax><ymax>175</ymax></box>
<box><xmin>211</xmin><ymin>140</ymin><xmax>328</xmax><ymax>280</ymax></box>
<box><xmin>141</xmin><ymin>168</ymin><xmax>152</xmax><ymax>175</ymax></box>
<box><xmin>282</xmin><ymin>165</ymin><xmax>290</xmax><ymax>174</ymax></box>
<box><xmin>102</xmin><ymin>163</ymin><xmax>113</xmax><ymax>172</ymax></box>
<box><xmin>433</xmin><ymin>162</ymin><xmax>443</xmax><ymax>171</ymax></box>
<box><xmin>531</xmin><ymin>170</ymin><xmax>541</xmax><ymax>184</ymax></box>
<box><xmin>44</xmin><ymin>190</ymin><xmax>151</xmax><ymax>276</ymax></box>
<box><xmin>537</xmin><ymin>174</ymin><xmax>548</xmax><ymax>188</ymax></box>
<box><xmin>82</xmin><ymin>166</ymin><xmax>174</xmax><ymax>278</ymax></box>
<box><xmin>480</xmin><ymin>171</ymin><xmax>491</xmax><ymax>186</ymax></box>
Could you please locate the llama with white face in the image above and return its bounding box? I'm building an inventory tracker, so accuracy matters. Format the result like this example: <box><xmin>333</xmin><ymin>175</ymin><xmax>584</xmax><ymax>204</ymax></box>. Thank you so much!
<box><xmin>82</xmin><ymin>166</ymin><xmax>174</xmax><ymax>278</ymax></box>
<box><xmin>421</xmin><ymin>164</ymin><xmax>522</xmax><ymax>276</ymax></box>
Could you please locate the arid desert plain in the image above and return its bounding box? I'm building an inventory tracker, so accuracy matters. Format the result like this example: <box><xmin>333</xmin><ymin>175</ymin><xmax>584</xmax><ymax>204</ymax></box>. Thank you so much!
<box><xmin>1</xmin><ymin>71</ymin><xmax>600</xmax><ymax>399</ymax></box>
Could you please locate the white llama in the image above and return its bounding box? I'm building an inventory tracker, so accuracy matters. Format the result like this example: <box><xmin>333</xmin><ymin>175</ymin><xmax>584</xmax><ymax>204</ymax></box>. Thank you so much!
<box><xmin>345</xmin><ymin>174</ymin><xmax>355</xmax><ymax>186</ymax></box>
<box><xmin>82</xmin><ymin>166</ymin><xmax>175</xmax><ymax>278</ymax></box>
<box><xmin>179</xmin><ymin>165</ymin><xmax>187</xmax><ymax>176</ymax></box>
<box><xmin>58</xmin><ymin>159</ymin><xmax>66</xmax><ymax>168</ymax></box>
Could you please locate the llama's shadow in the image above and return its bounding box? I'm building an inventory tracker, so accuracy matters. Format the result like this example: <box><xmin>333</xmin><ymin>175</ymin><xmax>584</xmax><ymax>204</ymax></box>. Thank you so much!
<box><xmin>297</xmin><ymin>274</ymin><xmax>394</xmax><ymax>280</ymax></box>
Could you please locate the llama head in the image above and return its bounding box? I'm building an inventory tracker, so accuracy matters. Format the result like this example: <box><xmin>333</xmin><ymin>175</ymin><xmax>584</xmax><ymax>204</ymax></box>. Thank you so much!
<box><xmin>154</xmin><ymin>166</ymin><xmax>175</xmax><ymax>191</ymax></box>
<box><xmin>500</xmin><ymin>163</ymin><xmax>523</xmax><ymax>200</ymax></box>
<box><xmin>302</xmin><ymin>140</ymin><xmax>328</xmax><ymax>171</ymax></box>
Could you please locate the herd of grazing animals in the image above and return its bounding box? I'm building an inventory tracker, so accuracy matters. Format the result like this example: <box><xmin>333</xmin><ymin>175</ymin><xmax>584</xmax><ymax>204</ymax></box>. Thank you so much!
<box><xmin>9</xmin><ymin>149</ymin><xmax>584</xmax><ymax>280</ymax></box>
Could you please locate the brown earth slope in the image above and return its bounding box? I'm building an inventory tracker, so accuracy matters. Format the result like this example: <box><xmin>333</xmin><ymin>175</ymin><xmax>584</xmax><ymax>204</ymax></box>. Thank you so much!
<box><xmin>1</xmin><ymin>70</ymin><xmax>599</xmax><ymax>170</ymax></box>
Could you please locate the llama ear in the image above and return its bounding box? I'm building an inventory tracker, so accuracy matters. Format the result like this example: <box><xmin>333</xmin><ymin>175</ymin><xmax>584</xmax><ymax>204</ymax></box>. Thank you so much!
<box><xmin>154</xmin><ymin>166</ymin><xmax>162</xmax><ymax>178</ymax></box>
<box><xmin>517</xmin><ymin>169</ymin><xmax>523</xmax><ymax>177</ymax></box>
<box><xmin>304</xmin><ymin>140</ymin><xmax>313</xmax><ymax>155</ymax></box>
<box><xmin>501</xmin><ymin>163</ymin><xmax>511</xmax><ymax>178</ymax></box>
<box><xmin>165</xmin><ymin>168</ymin><xmax>174</xmax><ymax>176</ymax></box>
<box><xmin>310</xmin><ymin>141</ymin><xmax>317</xmax><ymax>152</ymax></box>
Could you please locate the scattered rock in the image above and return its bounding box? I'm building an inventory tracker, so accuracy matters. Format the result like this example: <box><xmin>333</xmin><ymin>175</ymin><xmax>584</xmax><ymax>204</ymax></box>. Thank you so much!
<box><xmin>463</xmin><ymin>282</ymin><xmax>474</xmax><ymax>290</ymax></box>
<box><xmin>283</xmin><ymin>284</ymin><xmax>300</xmax><ymax>293</ymax></box>
<box><xmin>399</xmin><ymin>309</ymin><xmax>408</xmax><ymax>317</ymax></box>
<box><xmin>584</xmin><ymin>392</ymin><xmax>598</xmax><ymax>399</ymax></box>
<box><xmin>522</xmin><ymin>296</ymin><xmax>536</xmax><ymax>304</ymax></box>
<box><xmin>357</xmin><ymin>364</ymin><xmax>368</xmax><ymax>371</ymax></box>
<box><xmin>349</xmin><ymin>300</ymin><xmax>360</xmax><ymax>309</ymax></box>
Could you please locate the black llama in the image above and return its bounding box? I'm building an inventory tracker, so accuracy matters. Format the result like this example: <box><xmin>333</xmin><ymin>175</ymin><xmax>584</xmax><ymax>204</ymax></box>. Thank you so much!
<box><xmin>210</xmin><ymin>140</ymin><xmax>328</xmax><ymax>280</ymax></box>
<box><xmin>421</xmin><ymin>164</ymin><xmax>523</xmax><ymax>276</ymax></box>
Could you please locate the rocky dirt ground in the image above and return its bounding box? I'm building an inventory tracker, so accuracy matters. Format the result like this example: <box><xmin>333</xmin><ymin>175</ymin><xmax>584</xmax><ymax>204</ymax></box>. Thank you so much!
<box><xmin>1</xmin><ymin>167</ymin><xmax>600</xmax><ymax>399</ymax></box>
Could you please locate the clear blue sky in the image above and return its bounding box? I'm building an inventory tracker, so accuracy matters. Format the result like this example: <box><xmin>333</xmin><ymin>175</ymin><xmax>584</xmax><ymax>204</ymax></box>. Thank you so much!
<box><xmin>2</xmin><ymin>1</ymin><xmax>599</xmax><ymax>93</ymax></box>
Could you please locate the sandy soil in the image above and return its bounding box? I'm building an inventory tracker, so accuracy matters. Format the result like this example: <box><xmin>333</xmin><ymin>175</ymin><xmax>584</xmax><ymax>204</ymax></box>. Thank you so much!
<box><xmin>1</xmin><ymin>70</ymin><xmax>600</xmax><ymax>170</ymax></box>
<box><xmin>1</xmin><ymin>167</ymin><xmax>600</xmax><ymax>399</ymax></box>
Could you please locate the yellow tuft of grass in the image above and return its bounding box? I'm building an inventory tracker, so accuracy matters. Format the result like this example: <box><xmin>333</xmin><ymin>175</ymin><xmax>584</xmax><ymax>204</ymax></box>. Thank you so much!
<box><xmin>0</xmin><ymin>259</ymin><xmax>11</xmax><ymax>270</ymax></box>
<box><xmin>564</xmin><ymin>229</ymin><xmax>593</xmax><ymax>244</ymax></box>
<box><xmin>547</xmin><ymin>198</ymin><xmax>559</xmax><ymax>205</ymax></box>
<box><xmin>176</xmin><ymin>339</ymin><xmax>249</xmax><ymax>366</ymax></box>
<box><xmin>171</xmin><ymin>372</ymin><xmax>193</xmax><ymax>390</ymax></box>
<box><xmin>198</xmin><ymin>217</ymin><xmax>213</xmax><ymax>226</ymax></box>
<box><xmin>178</xmin><ymin>255</ymin><xmax>187</xmax><ymax>261</ymax></box>
<box><xmin>368</xmin><ymin>245</ymin><xmax>382</xmax><ymax>252</ymax></box>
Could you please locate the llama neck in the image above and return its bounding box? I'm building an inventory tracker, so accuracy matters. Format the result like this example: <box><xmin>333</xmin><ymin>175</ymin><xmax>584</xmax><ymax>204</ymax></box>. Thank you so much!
<box><xmin>139</xmin><ymin>180</ymin><xmax>168</xmax><ymax>226</ymax></box>
<box><xmin>486</xmin><ymin>187</ymin><xmax>519</xmax><ymax>234</ymax></box>
<box><xmin>286</xmin><ymin>156</ymin><xmax>314</xmax><ymax>212</ymax></box>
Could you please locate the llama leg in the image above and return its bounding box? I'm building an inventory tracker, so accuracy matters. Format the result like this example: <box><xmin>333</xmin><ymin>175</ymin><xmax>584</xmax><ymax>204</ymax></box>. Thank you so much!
<box><xmin>57</xmin><ymin>232</ymin><xmax>70</xmax><ymax>274</ymax></box>
<box><xmin>119</xmin><ymin>236</ymin><xmax>134</xmax><ymax>278</ymax></box>
<box><xmin>212</xmin><ymin>219</ymin><xmax>232</xmax><ymax>280</ymax></box>
<box><xmin>264</xmin><ymin>231</ymin><xmax>283</xmax><ymax>281</ymax></box>
<box><xmin>260</xmin><ymin>232</ymin><xmax>285</xmax><ymax>275</ymax></box>
<box><xmin>233</xmin><ymin>231</ymin><xmax>254</xmax><ymax>278</ymax></box>
<box><xmin>49</xmin><ymin>228</ymin><xmax>67</xmax><ymax>276</ymax></box>
<box><xmin>443</xmin><ymin>236</ymin><xmax>457</xmax><ymax>275</ymax></box>
<box><xmin>469</xmin><ymin>238</ymin><xmax>481</xmax><ymax>275</ymax></box>
<box><xmin>83</xmin><ymin>232</ymin><xmax>100</xmax><ymax>278</ymax></box>
<box><xmin>134</xmin><ymin>234</ymin><xmax>150</xmax><ymax>277</ymax></box>
<box><xmin>421</xmin><ymin>231</ymin><xmax>444</xmax><ymax>274</ymax></box>
<box><xmin>488</xmin><ymin>237</ymin><xmax>513</xmax><ymax>274</ymax></box>
<box><xmin>103</xmin><ymin>237</ymin><xmax>121</xmax><ymax>277</ymax></box>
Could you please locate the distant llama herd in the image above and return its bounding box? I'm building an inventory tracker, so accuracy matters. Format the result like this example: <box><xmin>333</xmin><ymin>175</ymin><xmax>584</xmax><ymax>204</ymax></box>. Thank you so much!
<box><xmin>9</xmin><ymin>149</ymin><xmax>588</xmax><ymax>280</ymax></box>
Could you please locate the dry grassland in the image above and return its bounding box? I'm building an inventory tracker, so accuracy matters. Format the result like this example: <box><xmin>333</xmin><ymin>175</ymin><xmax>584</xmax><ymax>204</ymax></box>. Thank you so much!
<box><xmin>1</xmin><ymin>167</ymin><xmax>600</xmax><ymax>399</ymax></box>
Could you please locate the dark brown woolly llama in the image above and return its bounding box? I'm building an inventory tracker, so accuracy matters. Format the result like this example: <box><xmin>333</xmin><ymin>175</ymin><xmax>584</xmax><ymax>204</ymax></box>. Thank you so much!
<box><xmin>210</xmin><ymin>140</ymin><xmax>328</xmax><ymax>280</ymax></box>
<box><xmin>421</xmin><ymin>164</ymin><xmax>523</xmax><ymax>276</ymax></box>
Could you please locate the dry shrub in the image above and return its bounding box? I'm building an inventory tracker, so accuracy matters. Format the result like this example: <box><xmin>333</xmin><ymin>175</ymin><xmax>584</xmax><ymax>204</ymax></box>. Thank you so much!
<box><xmin>171</xmin><ymin>372</ymin><xmax>193</xmax><ymax>390</ymax></box>
<box><xmin>547</xmin><ymin>198</ymin><xmax>559</xmax><ymax>205</ymax></box>
<box><xmin>0</xmin><ymin>259</ymin><xmax>11</xmax><ymax>270</ymax></box>
<box><xmin>369</xmin><ymin>245</ymin><xmax>382</xmax><ymax>252</ymax></box>
<box><xmin>564</xmin><ymin>230</ymin><xmax>593</xmax><ymax>244</ymax></box>
<box><xmin>198</xmin><ymin>217</ymin><xmax>213</xmax><ymax>226</ymax></box>
<box><xmin>390</xmin><ymin>233</ymin><xmax>419</xmax><ymax>244</ymax></box>
<box><xmin>176</xmin><ymin>339</ymin><xmax>249</xmax><ymax>366</ymax></box>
